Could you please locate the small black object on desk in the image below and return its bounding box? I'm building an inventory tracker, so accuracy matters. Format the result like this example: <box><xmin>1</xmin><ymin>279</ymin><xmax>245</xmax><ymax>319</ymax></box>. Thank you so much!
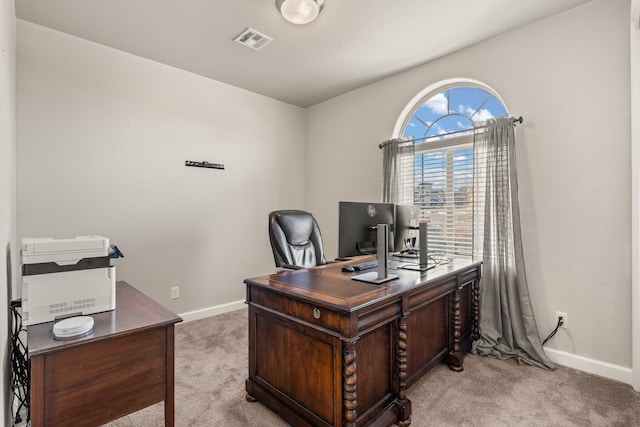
<box><xmin>342</xmin><ymin>261</ymin><xmax>378</xmax><ymax>273</ymax></box>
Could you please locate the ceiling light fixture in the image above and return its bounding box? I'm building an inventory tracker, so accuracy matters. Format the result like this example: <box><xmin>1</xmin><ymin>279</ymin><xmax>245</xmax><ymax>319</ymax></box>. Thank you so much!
<box><xmin>276</xmin><ymin>0</ymin><xmax>324</xmax><ymax>25</ymax></box>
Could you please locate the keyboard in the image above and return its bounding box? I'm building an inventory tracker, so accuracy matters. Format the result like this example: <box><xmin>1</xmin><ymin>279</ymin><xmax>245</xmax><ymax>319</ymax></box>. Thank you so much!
<box><xmin>350</xmin><ymin>261</ymin><xmax>378</xmax><ymax>271</ymax></box>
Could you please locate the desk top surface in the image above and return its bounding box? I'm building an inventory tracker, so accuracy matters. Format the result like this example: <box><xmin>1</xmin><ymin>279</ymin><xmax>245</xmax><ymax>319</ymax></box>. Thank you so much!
<box><xmin>28</xmin><ymin>281</ymin><xmax>182</xmax><ymax>357</ymax></box>
<box><xmin>244</xmin><ymin>256</ymin><xmax>482</xmax><ymax>311</ymax></box>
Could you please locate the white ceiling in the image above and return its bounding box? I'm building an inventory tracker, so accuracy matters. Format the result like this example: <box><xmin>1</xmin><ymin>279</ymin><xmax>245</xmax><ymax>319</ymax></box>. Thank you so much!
<box><xmin>15</xmin><ymin>0</ymin><xmax>594</xmax><ymax>107</ymax></box>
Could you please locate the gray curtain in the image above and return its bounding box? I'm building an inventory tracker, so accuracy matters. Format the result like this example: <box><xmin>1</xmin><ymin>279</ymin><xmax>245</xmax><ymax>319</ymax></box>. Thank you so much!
<box><xmin>471</xmin><ymin>117</ymin><xmax>555</xmax><ymax>370</ymax></box>
<box><xmin>381</xmin><ymin>137</ymin><xmax>414</xmax><ymax>204</ymax></box>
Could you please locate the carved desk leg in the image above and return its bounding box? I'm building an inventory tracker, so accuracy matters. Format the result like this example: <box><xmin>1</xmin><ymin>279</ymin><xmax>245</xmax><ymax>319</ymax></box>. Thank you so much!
<box><xmin>448</xmin><ymin>288</ymin><xmax>464</xmax><ymax>372</ymax></box>
<box><xmin>344</xmin><ymin>342</ymin><xmax>358</xmax><ymax>427</ymax></box>
<box><xmin>395</xmin><ymin>315</ymin><xmax>412</xmax><ymax>426</ymax></box>
<box><xmin>472</xmin><ymin>280</ymin><xmax>480</xmax><ymax>341</ymax></box>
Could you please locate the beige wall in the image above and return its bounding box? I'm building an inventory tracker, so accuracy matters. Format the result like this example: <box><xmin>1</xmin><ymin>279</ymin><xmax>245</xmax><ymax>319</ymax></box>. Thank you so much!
<box><xmin>17</xmin><ymin>21</ymin><xmax>307</xmax><ymax>315</ymax></box>
<box><xmin>307</xmin><ymin>0</ymin><xmax>632</xmax><ymax>370</ymax></box>
<box><xmin>0</xmin><ymin>0</ymin><xmax>15</xmax><ymax>423</ymax></box>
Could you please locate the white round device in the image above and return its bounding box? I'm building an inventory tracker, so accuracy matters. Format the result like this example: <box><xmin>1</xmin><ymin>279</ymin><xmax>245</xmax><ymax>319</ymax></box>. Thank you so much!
<box><xmin>53</xmin><ymin>316</ymin><xmax>94</xmax><ymax>340</ymax></box>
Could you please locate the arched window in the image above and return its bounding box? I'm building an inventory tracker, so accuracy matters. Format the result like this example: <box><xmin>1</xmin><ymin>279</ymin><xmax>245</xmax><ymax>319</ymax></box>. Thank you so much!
<box><xmin>395</xmin><ymin>83</ymin><xmax>508</xmax><ymax>257</ymax></box>
<box><xmin>401</xmin><ymin>85</ymin><xmax>507</xmax><ymax>142</ymax></box>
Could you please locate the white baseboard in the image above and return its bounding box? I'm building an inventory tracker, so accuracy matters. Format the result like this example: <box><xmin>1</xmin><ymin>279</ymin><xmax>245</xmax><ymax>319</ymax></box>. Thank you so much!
<box><xmin>178</xmin><ymin>300</ymin><xmax>247</xmax><ymax>323</ymax></box>
<box><xmin>544</xmin><ymin>347</ymin><xmax>633</xmax><ymax>385</ymax></box>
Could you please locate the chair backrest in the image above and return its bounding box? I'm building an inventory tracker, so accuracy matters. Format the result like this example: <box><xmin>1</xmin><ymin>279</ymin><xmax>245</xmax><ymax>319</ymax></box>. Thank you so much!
<box><xmin>268</xmin><ymin>210</ymin><xmax>327</xmax><ymax>268</ymax></box>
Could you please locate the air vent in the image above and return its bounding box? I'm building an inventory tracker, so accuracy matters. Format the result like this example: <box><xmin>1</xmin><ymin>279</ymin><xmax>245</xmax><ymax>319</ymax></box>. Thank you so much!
<box><xmin>233</xmin><ymin>27</ymin><xmax>273</xmax><ymax>51</ymax></box>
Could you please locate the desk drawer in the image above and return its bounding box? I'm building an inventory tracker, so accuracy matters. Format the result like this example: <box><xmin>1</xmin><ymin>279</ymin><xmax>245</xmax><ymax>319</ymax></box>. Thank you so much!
<box><xmin>248</xmin><ymin>286</ymin><xmax>347</xmax><ymax>335</ymax></box>
<box><xmin>34</xmin><ymin>328</ymin><xmax>167</xmax><ymax>427</ymax></box>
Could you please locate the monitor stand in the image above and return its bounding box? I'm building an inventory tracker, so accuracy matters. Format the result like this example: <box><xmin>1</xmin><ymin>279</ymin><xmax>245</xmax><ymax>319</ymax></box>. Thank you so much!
<box><xmin>399</xmin><ymin>222</ymin><xmax>432</xmax><ymax>271</ymax></box>
<box><xmin>352</xmin><ymin>224</ymin><xmax>398</xmax><ymax>285</ymax></box>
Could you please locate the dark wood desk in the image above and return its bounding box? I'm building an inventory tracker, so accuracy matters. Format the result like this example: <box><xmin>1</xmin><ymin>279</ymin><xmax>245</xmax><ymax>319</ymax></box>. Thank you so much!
<box><xmin>28</xmin><ymin>281</ymin><xmax>182</xmax><ymax>427</ymax></box>
<box><xmin>244</xmin><ymin>257</ymin><xmax>481</xmax><ymax>427</ymax></box>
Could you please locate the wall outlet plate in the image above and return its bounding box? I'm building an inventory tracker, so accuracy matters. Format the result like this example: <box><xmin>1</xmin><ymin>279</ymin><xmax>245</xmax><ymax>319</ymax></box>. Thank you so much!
<box><xmin>555</xmin><ymin>311</ymin><xmax>568</xmax><ymax>329</ymax></box>
<box><xmin>171</xmin><ymin>286</ymin><xmax>180</xmax><ymax>300</ymax></box>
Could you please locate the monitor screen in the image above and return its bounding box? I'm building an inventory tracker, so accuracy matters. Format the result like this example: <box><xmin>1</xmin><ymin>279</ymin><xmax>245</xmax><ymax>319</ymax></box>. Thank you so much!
<box><xmin>338</xmin><ymin>201</ymin><xmax>395</xmax><ymax>258</ymax></box>
<box><xmin>394</xmin><ymin>205</ymin><xmax>421</xmax><ymax>254</ymax></box>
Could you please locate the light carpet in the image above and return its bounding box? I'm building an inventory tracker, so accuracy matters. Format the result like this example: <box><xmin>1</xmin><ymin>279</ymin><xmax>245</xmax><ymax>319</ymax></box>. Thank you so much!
<box><xmin>105</xmin><ymin>309</ymin><xmax>640</xmax><ymax>427</ymax></box>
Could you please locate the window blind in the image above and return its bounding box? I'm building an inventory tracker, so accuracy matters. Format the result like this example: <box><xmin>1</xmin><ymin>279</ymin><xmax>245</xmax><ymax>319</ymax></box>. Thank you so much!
<box><xmin>399</xmin><ymin>134</ymin><xmax>475</xmax><ymax>257</ymax></box>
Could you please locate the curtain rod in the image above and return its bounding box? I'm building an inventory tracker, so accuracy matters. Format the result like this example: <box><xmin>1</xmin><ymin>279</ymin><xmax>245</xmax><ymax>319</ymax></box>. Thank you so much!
<box><xmin>379</xmin><ymin>116</ymin><xmax>523</xmax><ymax>149</ymax></box>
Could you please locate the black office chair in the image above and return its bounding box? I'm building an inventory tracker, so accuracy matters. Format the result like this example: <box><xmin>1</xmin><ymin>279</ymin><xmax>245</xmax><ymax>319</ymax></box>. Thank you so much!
<box><xmin>269</xmin><ymin>210</ymin><xmax>327</xmax><ymax>269</ymax></box>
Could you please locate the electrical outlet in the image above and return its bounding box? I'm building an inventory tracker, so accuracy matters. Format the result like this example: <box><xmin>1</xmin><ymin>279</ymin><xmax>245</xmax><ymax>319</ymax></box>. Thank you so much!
<box><xmin>171</xmin><ymin>286</ymin><xmax>180</xmax><ymax>300</ymax></box>
<box><xmin>555</xmin><ymin>311</ymin><xmax>568</xmax><ymax>329</ymax></box>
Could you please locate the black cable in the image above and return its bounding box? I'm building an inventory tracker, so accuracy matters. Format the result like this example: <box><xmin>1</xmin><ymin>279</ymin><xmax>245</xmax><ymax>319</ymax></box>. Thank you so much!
<box><xmin>10</xmin><ymin>299</ymin><xmax>30</xmax><ymax>425</ymax></box>
<box><xmin>542</xmin><ymin>316</ymin><xmax>563</xmax><ymax>345</ymax></box>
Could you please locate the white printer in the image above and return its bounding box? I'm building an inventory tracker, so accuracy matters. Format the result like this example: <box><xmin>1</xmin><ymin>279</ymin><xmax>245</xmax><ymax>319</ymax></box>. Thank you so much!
<box><xmin>21</xmin><ymin>236</ymin><xmax>116</xmax><ymax>326</ymax></box>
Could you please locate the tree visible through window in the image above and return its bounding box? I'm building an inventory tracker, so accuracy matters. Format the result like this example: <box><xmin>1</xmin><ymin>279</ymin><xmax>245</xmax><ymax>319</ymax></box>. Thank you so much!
<box><xmin>399</xmin><ymin>85</ymin><xmax>508</xmax><ymax>257</ymax></box>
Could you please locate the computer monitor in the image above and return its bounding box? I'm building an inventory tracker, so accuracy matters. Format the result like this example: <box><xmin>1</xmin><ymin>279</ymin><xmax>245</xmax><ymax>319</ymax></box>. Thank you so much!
<box><xmin>394</xmin><ymin>205</ymin><xmax>421</xmax><ymax>254</ymax></box>
<box><xmin>338</xmin><ymin>201</ymin><xmax>395</xmax><ymax>258</ymax></box>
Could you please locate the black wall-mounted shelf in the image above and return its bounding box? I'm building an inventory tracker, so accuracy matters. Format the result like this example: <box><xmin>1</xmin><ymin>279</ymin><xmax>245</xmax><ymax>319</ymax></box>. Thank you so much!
<box><xmin>185</xmin><ymin>160</ymin><xmax>225</xmax><ymax>170</ymax></box>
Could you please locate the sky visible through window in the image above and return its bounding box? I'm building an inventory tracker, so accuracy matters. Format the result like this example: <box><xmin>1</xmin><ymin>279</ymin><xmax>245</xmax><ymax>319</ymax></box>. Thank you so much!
<box><xmin>403</xmin><ymin>86</ymin><xmax>508</xmax><ymax>141</ymax></box>
<box><xmin>402</xmin><ymin>86</ymin><xmax>508</xmax><ymax>192</ymax></box>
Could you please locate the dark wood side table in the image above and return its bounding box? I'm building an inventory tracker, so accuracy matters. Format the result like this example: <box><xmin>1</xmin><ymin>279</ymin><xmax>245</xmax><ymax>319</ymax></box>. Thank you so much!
<box><xmin>28</xmin><ymin>281</ymin><xmax>182</xmax><ymax>427</ymax></box>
